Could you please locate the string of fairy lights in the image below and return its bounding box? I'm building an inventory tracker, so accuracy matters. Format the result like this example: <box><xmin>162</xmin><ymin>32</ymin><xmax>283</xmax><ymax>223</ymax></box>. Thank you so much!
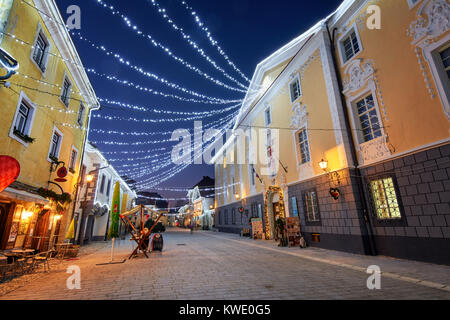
<box><xmin>12</xmin><ymin>0</ymin><xmax>255</xmax><ymax>198</ymax></box>
<box><xmin>146</xmin><ymin>0</ymin><xmax>248</xmax><ymax>90</ymax></box>
<box><xmin>92</xmin><ymin>0</ymin><xmax>248</xmax><ymax>92</ymax></box>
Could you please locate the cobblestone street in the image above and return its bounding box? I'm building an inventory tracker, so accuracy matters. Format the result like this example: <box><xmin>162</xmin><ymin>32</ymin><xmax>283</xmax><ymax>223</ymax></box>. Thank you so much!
<box><xmin>1</xmin><ymin>228</ymin><xmax>449</xmax><ymax>300</ymax></box>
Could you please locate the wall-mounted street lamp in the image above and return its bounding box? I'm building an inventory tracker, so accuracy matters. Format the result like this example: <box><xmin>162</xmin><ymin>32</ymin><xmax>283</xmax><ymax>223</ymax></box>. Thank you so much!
<box><xmin>319</xmin><ymin>159</ymin><xmax>329</xmax><ymax>171</ymax></box>
<box><xmin>235</xmin><ymin>193</ymin><xmax>240</xmax><ymax>200</ymax></box>
<box><xmin>319</xmin><ymin>158</ymin><xmax>341</xmax><ymax>184</ymax></box>
<box><xmin>86</xmin><ymin>174</ymin><xmax>94</xmax><ymax>183</ymax></box>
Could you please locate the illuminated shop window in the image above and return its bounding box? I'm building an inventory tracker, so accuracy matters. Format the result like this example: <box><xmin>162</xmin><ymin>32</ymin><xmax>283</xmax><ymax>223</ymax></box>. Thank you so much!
<box><xmin>369</xmin><ymin>177</ymin><xmax>402</xmax><ymax>220</ymax></box>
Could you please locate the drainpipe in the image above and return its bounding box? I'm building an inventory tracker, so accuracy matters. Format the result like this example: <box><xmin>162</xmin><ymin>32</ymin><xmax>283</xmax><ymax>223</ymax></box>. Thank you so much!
<box><xmin>325</xmin><ymin>23</ymin><xmax>377</xmax><ymax>256</ymax></box>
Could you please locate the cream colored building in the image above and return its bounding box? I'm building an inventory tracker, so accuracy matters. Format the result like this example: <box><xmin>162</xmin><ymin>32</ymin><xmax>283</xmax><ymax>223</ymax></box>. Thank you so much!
<box><xmin>213</xmin><ymin>0</ymin><xmax>450</xmax><ymax>265</ymax></box>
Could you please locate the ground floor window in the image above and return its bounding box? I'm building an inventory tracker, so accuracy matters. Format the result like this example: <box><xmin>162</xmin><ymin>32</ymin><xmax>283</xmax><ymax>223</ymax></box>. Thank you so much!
<box><xmin>369</xmin><ymin>176</ymin><xmax>402</xmax><ymax>220</ymax></box>
<box><xmin>303</xmin><ymin>190</ymin><xmax>320</xmax><ymax>223</ymax></box>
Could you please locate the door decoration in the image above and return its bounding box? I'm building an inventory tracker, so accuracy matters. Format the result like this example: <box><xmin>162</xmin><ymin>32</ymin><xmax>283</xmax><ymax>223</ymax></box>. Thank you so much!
<box><xmin>0</xmin><ymin>155</ymin><xmax>20</xmax><ymax>193</ymax></box>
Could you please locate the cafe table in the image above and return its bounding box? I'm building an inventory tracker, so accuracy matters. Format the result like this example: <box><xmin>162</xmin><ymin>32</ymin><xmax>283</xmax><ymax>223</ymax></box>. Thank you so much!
<box><xmin>11</xmin><ymin>249</ymin><xmax>35</xmax><ymax>258</ymax></box>
<box><xmin>0</xmin><ymin>256</ymin><xmax>7</xmax><ymax>265</ymax></box>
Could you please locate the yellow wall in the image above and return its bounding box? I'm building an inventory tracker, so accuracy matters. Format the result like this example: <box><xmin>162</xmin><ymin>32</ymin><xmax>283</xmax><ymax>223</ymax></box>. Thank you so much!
<box><xmin>0</xmin><ymin>0</ymin><xmax>89</xmax><ymax>193</ymax></box>
<box><xmin>335</xmin><ymin>0</ymin><xmax>450</xmax><ymax>157</ymax></box>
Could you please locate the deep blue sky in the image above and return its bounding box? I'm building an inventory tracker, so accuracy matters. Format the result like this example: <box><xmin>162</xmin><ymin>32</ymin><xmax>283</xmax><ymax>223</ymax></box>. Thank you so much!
<box><xmin>54</xmin><ymin>0</ymin><xmax>342</xmax><ymax>204</ymax></box>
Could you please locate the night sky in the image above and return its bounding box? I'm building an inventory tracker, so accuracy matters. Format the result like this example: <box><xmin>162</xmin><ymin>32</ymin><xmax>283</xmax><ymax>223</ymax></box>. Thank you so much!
<box><xmin>53</xmin><ymin>0</ymin><xmax>342</xmax><ymax>205</ymax></box>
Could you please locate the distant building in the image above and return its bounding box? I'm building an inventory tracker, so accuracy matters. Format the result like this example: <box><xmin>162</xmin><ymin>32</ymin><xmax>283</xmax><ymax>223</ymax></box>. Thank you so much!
<box><xmin>73</xmin><ymin>143</ymin><xmax>136</xmax><ymax>244</ymax></box>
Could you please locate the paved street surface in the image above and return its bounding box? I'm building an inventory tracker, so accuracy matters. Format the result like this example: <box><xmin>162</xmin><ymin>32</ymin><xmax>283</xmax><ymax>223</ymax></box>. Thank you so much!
<box><xmin>1</xmin><ymin>228</ymin><xmax>449</xmax><ymax>300</ymax></box>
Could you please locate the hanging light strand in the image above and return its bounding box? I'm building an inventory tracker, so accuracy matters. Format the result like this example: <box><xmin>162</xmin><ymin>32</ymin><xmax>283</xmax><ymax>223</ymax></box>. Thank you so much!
<box><xmin>92</xmin><ymin>0</ymin><xmax>246</xmax><ymax>92</ymax></box>
<box><xmin>146</xmin><ymin>0</ymin><xmax>248</xmax><ymax>89</ymax></box>
<box><xmin>74</xmin><ymin>31</ymin><xmax>246</xmax><ymax>98</ymax></box>
<box><xmin>178</xmin><ymin>0</ymin><xmax>251</xmax><ymax>83</ymax></box>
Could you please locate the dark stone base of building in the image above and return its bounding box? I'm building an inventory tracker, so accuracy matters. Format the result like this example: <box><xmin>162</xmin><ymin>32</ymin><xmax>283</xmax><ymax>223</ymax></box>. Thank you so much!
<box><xmin>372</xmin><ymin>235</ymin><xmax>450</xmax><ymax>265</ymax></box>
<box><xmin>215</xmin><ymin>194</ymin><xmax>264</xmax><ymax>235</ymax></box>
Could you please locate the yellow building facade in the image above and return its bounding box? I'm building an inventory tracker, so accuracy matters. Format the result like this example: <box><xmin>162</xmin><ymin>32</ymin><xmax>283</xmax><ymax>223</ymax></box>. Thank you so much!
<box><xmin>213</xmin><ymin>0</ymin><xmax>450</xmax><ymax>264</ymax></box>
<box><xmin>0</xmin><ymin>0</ymin><xmax>98</xmax><ymax>251</ymax></box>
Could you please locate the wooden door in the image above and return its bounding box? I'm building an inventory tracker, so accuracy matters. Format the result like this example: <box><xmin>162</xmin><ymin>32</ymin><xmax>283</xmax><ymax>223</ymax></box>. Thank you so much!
<box><xmin>32</xmin><ymin>209</ymin><xmax>50</xmax><ymax>252</ymax></box>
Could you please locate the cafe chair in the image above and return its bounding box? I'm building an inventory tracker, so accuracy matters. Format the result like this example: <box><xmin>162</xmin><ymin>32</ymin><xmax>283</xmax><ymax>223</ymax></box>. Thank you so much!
<box><xmin>32</xmin><ymin>250</ymin><xmax>54</xmax><ymax>273</ymax></box>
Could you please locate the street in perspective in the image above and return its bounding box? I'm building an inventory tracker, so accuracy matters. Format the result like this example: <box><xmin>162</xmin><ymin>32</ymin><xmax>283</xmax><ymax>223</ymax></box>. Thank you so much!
<box><xmin>0</xmin><ymin>0</ymin><xmax>449</xmax><ymax>311</ymax></box>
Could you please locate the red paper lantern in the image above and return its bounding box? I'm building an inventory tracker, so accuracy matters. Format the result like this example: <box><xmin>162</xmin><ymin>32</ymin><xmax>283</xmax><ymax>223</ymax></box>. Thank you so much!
<box><xmin>0</xmin><ymin>156</ymin><xmax>20</xmax><ymax>193</ymax></box>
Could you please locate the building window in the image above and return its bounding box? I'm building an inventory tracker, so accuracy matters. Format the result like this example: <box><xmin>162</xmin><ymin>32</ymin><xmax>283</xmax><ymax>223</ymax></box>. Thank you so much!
<box><xmin>303</xmin><ymin>190</ymin><xmax>320</xmax><ymax>223</ymax></box>
<box><xmin>291</xmin><ymin>197</ymin><xmax>299</xmax><ymax>217</ymax></box>
<box><xmin>297</xmin><ymin>129</ymin><xmax>311</xmax><ymax>164</ymax></box>
<box><xmin>289</xmin><ymin>75</ymin><xmax>302</xmax><ymax>103</ymax></box>
<box><xmin>440</xmin><ymin>46</ymin><xmax>450</xmax><ymax>82</ymax></box>
<box><xmin>48</xmin><ymin>127</ymin><xmax>63</xmax><ymax>161</ymax></box>
<box><xmin>264</xmin><ymin>106</ymin><xmax>272</xmax><ymax>126</ymax></box>
<box><xmin>224</xmin><ymin>209</ymin><xmax>228</xmax><ymax>225</ymax></box>
<box><xmin>106</xmin><ymin>179</ymin><xmax>112</xmax><ymax>198</ymax></box>
<box><xmin>369</xmin><ymin>177</ymin><xmax>402</xmax><ymax>220</ymax></box>
<box><xmin>69</xmin><ymin>147</ymin><xmax>78</xmax><ymax>173</ymax></box>
<box><xmin>10</xmin><ymin>93</ymin><xmax>36</xmax><ymax>146</ymax></box>
<box><xmin>32</xmin><ymin>30</ymin><xmax>49</xmax><ymax>72</ymax></box>
<box><xmin>99</xmin><ymin>175</ymin><xmax>106</xmax><ymax>194</ymax></box>
<box><xmin>60</xmin><ymin>76</ymin><xmax>72</xmax><ymax>107</ymax></box>
<box><xmin>77</xmin><ymin>103</ymin><xmax>85</xmax><ymax>126</ymax></box>
<box><xmin>340</xmin><ymin>28</ymin><xmax>361</xmax><ymax>64</ymax></box>
<box><xmin>231</xmin><ymin>208</ymin><xmax>236</xmax><ymax>225</ymax></box>
<box><xmin>218</xmin><ymin>211</ymin><xmax>222</xmax><ymax>225</ymax></box>
<box><xmin>355</xmin><ymin>94</ymin><xmax>382</xmax><ymax>143</ymax></box>
<box><xmin>250</xmin><ymin>164</ymin><xmax>256</xmax><ymax>186</ymax></box>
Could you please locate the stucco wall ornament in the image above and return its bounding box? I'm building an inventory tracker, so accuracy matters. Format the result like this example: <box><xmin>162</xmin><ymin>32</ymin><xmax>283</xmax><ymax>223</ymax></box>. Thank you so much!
<box><xmin>342</xmin><ymin>59</ymin><xmax>375</xmax><ymax>95</ymax></box>
<box><xmin>359</xmin><ymin>135</ymin><xmax>392</xmax><ymax>165</ymax></box>
<box><xmin>407</xmin><ymin>0</ymin><xmax>450</xmax><ymax>45</ymax></box>
<box><xmin>290</xmin><ymin>103</ymin><xmax>308</xmax><ymax>129</ymax></box>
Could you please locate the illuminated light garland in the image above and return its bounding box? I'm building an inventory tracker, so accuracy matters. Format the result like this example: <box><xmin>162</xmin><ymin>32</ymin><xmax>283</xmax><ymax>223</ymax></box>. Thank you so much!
<box><xmin>178</xmin><ymin>0</ymin><xmax>251</xmax><ymax>83</ymax></box>
<box><xmin>86</xmin><ymin>67</ymin><xmax>240</xmax><ymax>105</ymax></box>
<box><xmin>134</xmin><ymin>114</ymin><xmax>236</xmax><ymax>188</ymax></box>
<box><xmin>92</xmin><ymin>0</ymin><xmax>246</xmax><ymax>92</ymax></box>
<box><xmin>74</xmin><ymin>32</ymin><xmax>245</xmax><ymax>97</ymax></box>
<box><xmin>102</xmin><ymin>148</ymin><xmax>168</xmax><ymax>155</ymax></box>
<box><xmin>116</xmin><ymin>118</ymin><xmax>231</xmax><ymax>181</ymax></box>
<box><xmin>147</xmin><ymin>0</ymin><xmax>248</xmax><ymax>90</ymax></box>
<box><xmin>16</xmin><ymin>71</ymin><xmax>88</xmax><ymax>100</ymax></box>
<box><xmin>62</xmin><ymin>107</ymin><xmax>234</xmax><ymax>138</ymax></box>
<box><xmin>98</xmin><ymin>98</ymin><xmax>241</xmax><ymax>116</ymax></box>
<box><xmin>1</xmin><ymin>31</ymin><xmax>98</xmax><ymax>107</ymax></box>
<box><xmin>91</xmin><ymin>104</ymin><xmax>239</xmax><ymax>124</ymax></box>
<box><xmin>94</xmin><ymin>112</ymin><xmax>238</xmax><ymax>176</ymax></box>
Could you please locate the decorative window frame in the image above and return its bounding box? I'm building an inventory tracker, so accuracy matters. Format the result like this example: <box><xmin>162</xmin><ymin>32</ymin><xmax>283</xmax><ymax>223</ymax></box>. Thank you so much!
<box><xmin>290</xmin><ymin>103</ymin><xmax>314</xmax><ymax>181</ymax></box>
<box><xmin>68</xmin><ymin>145</ymin><xmax>79</xmax><ymax>174</ymax></box>
<box><xmin>337</xmin><ymin>23</ymin><xmax>364</xmax><ymax>67</ymax></box>
<box><xmin>366</xmin><ymin>173</ymin><xmax>406</xmax><ymax>227</ymax></box>
<box><xmin>30</xmin><ymin>22</ymin><xmax>51</xmax><ymax>77</ymax></box>
<box><xmin>422</xmin><ymin>35</ymin><xmax>450</xmax><ymax>120</ymax></box>
<box><xmin>288</xmin><ymin>73</ymin><xmax>302</xmax><ymax>104</ymax></box>
<box><xmin>59</xmin><ymin>71</ymin><xmax>72</xmax><ymax>108</ymax></box>
<box><xmin>47</xmin><ymin>125</ymin><xmax>64</xmax><ymax>163</ymax></box>
<box><xmin>346</xmin><ymin>82</ymin><xmax>391</xmax><ymax>166</ymax></box>
<box><xmin>9</xmin><ymin>91</ymin><xmax>37</xmax><ymax>147</ymax></box>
